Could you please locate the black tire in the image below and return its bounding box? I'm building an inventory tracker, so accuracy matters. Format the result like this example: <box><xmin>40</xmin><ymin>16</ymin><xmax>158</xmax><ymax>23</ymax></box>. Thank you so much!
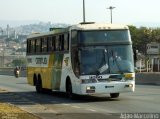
<box><xmin>66</xmin><ymin>80</ymin><xmax>76</xmax><ymax>99</ymax></box>
<box><xmin>44</xmin><ymin>89</ymin><xmax>52</xmax><ymax>94</ymax></box>
<box><xmin>36</xmin><ymin>79</ymin><xmax>43</xmax><ymax>93</ymax></box>
<box><xmin>110</xmin><ymin>93</ymin><xmax>120</xmax><ymax>98</ymax></box>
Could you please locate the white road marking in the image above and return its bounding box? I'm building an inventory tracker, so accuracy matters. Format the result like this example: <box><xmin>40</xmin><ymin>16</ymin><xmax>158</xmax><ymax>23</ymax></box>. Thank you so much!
<box><xmin>86</xmin><ymin>109</ymin><xmax>97</xmax><ymax>112</ymax></box>
<box><xmin>71</xmin><ymin>106</ymin><xmax>81</xmax><ymax>109</ymax></box>
<box><xmin>62</xmin><ymin>103</ymin><xmax>70</xmax><ymax>106</ymax></box>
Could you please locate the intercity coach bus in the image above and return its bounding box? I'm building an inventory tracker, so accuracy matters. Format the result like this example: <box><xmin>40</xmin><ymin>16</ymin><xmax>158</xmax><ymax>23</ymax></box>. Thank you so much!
<box><xmin>26</xmin><ymin>23</ymin><xmax>135</xmax><ymax>99</ymax></box>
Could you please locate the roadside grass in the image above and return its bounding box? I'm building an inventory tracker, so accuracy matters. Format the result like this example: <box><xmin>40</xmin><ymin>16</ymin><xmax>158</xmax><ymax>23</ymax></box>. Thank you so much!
<box><xmin>0</xmin><ymin>89</ymin><xmax>41</xmax><ymax>119</ymax></box>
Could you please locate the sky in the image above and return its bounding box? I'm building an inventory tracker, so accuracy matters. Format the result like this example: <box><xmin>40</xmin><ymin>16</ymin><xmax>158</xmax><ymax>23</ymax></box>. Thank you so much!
<box><xmin>0</xmin><ymin>0</ymin><xmax>160</xmax><ymax>26</ymax></box>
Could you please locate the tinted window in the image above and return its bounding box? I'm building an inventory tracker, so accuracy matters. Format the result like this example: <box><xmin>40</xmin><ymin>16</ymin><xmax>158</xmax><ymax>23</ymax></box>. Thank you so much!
<box><xmin>78</xmin><ymin>30</ymin><xmax>130</xmax><ymax>44</ymax></box>
<box><xmin>71</xmin><ymin>31</ymin><xmax>78</xmax><ymax>46</ymax></box>
<box><xmin>27</xmin><ymin>40</ymin><xmax>31</xmax><ymax>53</ymax></box>
<box><xmin>30</xmin><ymin>40</ymin><xmax>35</xmax><ymax>53</ymax></box>
<box><xmin>60</xmin><ymin>35</ymin><xmax>64</xmax><ymax>51</ymax></box>
<box><xmin>35</xmin><ymin>39</ymin><xmax>41</xmax><ymax>52</ymax></box>
<box><xmin>48</xmin><ymin>36</ymin><xmax>55</xmax><ymax>51</ymax></box>
<box><xmin>55</xmin><ymin>36</ymin><xmax>60</xmax><ymax>51</ymax></box>
<box><xmin>64</xmin><ymin>34</ymin><xmax>69</xmax><ymax>51</ymax></box>
<box><xmin>42</xmin><ymin>38</ymin><xmax>47</xmax><ymax>52</ymax></box>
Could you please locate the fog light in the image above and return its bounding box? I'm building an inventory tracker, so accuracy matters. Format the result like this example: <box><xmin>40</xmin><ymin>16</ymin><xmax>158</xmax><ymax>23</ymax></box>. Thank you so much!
<box><xmin>86</xmin><ymin>86</ymin><xmax>95</xmax><ymax>90</ymax></box>
<box><xmin>129</xmin><ymin>84</ymin><xmax>133</xmax><ymax>87</ymax></box>
<box><xmin>86</xmin><ymin>86</ymin><xmax>95</xmax><ymax>93</ymax></box>
<box><xmin>86</xmin><ymin>86</ymin><xmax>91</xmax><ymax>90</ymax></box>
<box><xmin>125</xmin><ymin>84</ymin><xmax>133</xmax><ymax>88</ymax></box>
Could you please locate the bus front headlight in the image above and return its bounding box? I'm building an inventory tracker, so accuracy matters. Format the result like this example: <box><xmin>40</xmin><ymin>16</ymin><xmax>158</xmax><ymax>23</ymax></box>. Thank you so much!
<box><xmin>124</xmin><ymin>84</ymin><xmax>133</xmax><ymax>88</ymax></box>
<box><xmin>124</xmin><ymin>73</ymin><xmax>135</xmax><ymax>80</ymax></box>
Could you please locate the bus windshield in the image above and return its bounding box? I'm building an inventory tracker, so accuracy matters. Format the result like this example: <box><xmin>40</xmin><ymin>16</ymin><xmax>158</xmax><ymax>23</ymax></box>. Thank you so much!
<box><xmin>80</xmin><ymin>45</ymin><xmax>134</xmax><ymax>75</ymax></box>
<box><xmin>78</xmin><ymin>30</ymin><xmax>130</xmax><ymax>44</ymax></box>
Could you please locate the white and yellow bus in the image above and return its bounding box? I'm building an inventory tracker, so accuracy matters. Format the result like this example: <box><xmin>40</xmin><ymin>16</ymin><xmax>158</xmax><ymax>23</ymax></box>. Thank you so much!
<box><xmin>26</xmin><ymin>23</ymin><xmax>135</xmax><ymax>98</ymax></box>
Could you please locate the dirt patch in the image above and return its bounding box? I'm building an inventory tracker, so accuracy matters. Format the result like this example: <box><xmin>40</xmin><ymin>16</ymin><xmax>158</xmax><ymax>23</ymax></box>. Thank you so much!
<box><xmin>0</xmin><ymin>89</ymin><xmax>8</xmax><ymax>93</ymax></box>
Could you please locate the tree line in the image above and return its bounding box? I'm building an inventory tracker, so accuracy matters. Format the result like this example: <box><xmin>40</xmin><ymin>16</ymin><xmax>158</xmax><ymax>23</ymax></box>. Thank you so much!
<box><xmin>128</xmin><ymin>25</ymin><xmax>160</xmax><ymax>55</ymax></box>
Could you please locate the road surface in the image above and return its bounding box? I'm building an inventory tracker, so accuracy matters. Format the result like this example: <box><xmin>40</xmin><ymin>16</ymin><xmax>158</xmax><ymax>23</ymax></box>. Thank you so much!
<box><xmin>0</xmin><ymin>75</ymin><xmax>160</xmax><ymax>119</ymax></box>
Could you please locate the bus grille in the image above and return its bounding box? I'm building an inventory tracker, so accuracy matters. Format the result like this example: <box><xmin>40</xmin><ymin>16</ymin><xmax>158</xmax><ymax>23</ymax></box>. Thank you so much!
<box><xmin>97</xmin><ymin>78</ymin><xmax>122</xmax><ymax>82</ymax></box>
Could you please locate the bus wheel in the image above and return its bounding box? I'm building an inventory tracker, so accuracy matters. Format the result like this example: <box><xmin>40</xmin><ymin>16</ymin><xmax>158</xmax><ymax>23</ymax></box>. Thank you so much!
<box><xmin>36</xmin><ymin>79</ymin><xmax>43</xmax><ymax>93</ymax></box>
<box><xmin>110</xmin><ymin>93</ymin><xmax>119</xmax><ymax>98</ymax></box>
<box><xmin>66</xmin><ymin>80</ymin><xmax>76</xmax><ymax>99</ymax></box>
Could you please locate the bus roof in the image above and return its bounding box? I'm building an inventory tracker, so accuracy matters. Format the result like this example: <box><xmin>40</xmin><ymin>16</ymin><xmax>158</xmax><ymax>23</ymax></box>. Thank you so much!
<box><xmin>27</xmin><ymin>27</ymin><xmax>69</xmax><ymax>39</ymax></box>
<box><xmin>70</xmin><ymin>23</ymin><xmax>129</xmax><ymax>31</ymax></box>
<box><xmin>27</xmin><ymin>23</ymin><xmax>129</xmax><ymax>39</ymax></box>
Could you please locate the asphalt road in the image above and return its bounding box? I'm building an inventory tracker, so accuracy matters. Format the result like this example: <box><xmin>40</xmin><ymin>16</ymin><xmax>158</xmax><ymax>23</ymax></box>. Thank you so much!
<box><xmin>0</xmin><ymin>75</ymin><xmax>160</xmax><ymax>119</ymax></box>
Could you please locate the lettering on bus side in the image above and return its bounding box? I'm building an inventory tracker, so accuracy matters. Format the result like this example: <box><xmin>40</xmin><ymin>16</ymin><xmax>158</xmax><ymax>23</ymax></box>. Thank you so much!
<box><xmin>35</xmin><ymin>57</ymin><xmax>47</xmax><ymax>64</ymax></box>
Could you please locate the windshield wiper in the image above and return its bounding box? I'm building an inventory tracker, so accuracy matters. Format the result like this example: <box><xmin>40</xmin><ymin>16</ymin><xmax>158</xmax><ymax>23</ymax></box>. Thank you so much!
<box><xmin>97</xmin><ymin>49</ymin><xmax>109</xmax><ymax>74</ymax></box>
<box><xmin>110</xmin><ymin>50</ymin><xmax>123</xmax><ymax>74</ymax></box>
<box><xmin>98</xmin><ymin>64</ymin><xmax>109</xmax><ymax>74</ymax></box>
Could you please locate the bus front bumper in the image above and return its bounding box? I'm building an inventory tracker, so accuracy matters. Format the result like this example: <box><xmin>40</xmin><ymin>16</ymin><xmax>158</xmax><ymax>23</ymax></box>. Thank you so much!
<box><xmin>80</xmin><ymin>81</ymin><xmax>135</xmax><ymax>95</ymax></box>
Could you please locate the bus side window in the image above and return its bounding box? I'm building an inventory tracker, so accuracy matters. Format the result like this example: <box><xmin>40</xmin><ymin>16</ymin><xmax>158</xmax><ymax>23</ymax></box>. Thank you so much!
<box><xmin>35</xmin><ymin>39</ymin><xmax>41</xmax><ymax>53</ymax></box>
<box><xmin>48</xmin><ymin>37</ymin><xmax>52</xmax><ymax>51</ymax></box>
<box><xmin>71</xmin><ymin>30</ymin><xmax>78</xmax><ymax>47</ymax></box>
<box><xmin>27</xmin><ymin>40</ymin><xmax>31</xmax><ymax>53</ymax></box>
<box><xmin>60</xmin><ymin>35</ymin><xmax>64</xmax><ymax>51</ymax></box>
<box><xmin>30</xmin><ymin>40</ymin><xmax>35</xmax><ymax>53</ymax></box>
<box><xmin>64</xmin><ymin>33</ymin><xmax>69</xmax><ymax>51</ymax></box>
<box><xmin>42</xmin><ymin>37</ymin><xmax>47</xmax><ymax>52</ymax></box>
<box><xmin>55</xmin><ymin>36</ymin><xmax>60</xmax><ymax>51</ymax></box>
<box><xmin>52</xmin><ymin>36</ymin><xmax>56</xmax><ymax>51</ymax></box>
<box><xmin>48</xmin><ymin>36</ymin><xmax>56</xmax><ymax>52</ymax></box>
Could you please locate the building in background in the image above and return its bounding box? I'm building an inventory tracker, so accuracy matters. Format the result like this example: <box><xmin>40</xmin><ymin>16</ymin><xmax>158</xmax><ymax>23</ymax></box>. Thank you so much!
<box><xmin>147</xmin><ymin>42</ymin><xmax>160</xmax><ymax>72</ymax></box>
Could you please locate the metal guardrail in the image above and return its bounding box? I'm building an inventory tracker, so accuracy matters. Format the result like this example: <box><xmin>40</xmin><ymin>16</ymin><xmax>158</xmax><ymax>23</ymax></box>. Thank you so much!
<box><xmin>0</xmin><ymin>67</ymin><xmax>15</xmax><ymax>71</ymax></box>
<box><xmin>0</xmin><ymin>68</ymin><xmax>26</xmax><ymax>77</ymax></box>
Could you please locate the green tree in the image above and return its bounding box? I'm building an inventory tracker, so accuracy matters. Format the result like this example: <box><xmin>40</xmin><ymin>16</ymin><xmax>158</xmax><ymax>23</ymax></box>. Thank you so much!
<box><xmin>12</xmin><ymin>58</ymin><xmax>27</xmax><ymax>67</ymax></box>
<box><xmin>128</xmin><ymin>25</ymin><xmax>160</xmax><ymax>55</ymax></box>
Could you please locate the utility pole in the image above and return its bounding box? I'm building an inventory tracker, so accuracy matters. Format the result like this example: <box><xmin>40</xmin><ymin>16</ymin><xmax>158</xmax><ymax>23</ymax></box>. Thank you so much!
<box><xmin>7</xmin><ymin>24</ymin><xmax>10</xmax><ymax>38</ymax></box>
<box><xmin>83</xmin><ymin>0</ymin><xmax>86</xmax><ymax>23</ymax></box>
<box><xmin>107</xmin><ymin>6</ymin><xmax>115</xmax><ymax>24</ymax></box>
<box><xmin>2</xmin><ymin>49</ymin><xmax>4</xmax><ymax>68</ymax></box>
<box><xmin>0</xmin><ymin>46</ymin><xmax>5</xmax><ymax>68</ymax></box>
